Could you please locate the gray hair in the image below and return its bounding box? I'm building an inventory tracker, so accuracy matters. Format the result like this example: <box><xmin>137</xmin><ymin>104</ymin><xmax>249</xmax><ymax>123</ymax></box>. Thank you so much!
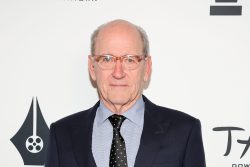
<box><xmin>90</xmin><ymin>21</ymin><xmax>150</xmax><ymax>57</ymax></box>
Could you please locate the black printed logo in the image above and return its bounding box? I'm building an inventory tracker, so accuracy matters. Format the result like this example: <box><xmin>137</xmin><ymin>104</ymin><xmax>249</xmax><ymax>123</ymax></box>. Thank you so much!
<box><xmin>10</xmin><ymin>97</ymin><xmax>49</xmax><ymax>165</ymax></box>
<box><xmin>210</xmin><ymin>0</ymin><xmax>242</xmax><ymax>15</ymax></box>
<box><xmin>213</xmin><ymin>126</ymin><xmax>250</xmax><ymax>159</ymax></box>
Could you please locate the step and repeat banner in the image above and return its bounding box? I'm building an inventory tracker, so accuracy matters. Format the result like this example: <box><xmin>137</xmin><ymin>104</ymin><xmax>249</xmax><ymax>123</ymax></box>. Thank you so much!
<box><xmin>1</xmin><ymin>0</ymin><xmax>250</xmax><ymax>166</ymax></box>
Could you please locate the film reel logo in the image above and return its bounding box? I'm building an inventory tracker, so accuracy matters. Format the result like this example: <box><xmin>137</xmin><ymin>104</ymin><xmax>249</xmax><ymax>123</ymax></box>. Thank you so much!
<box><xmin>10</xmin><ymin>97</ymin><xmax>49</xmax><ymax>165</ymax></box>
<box><xmin>26</xmin><ymin>136</ymin><xmax>43</xmax><ymax>153</ymax></box>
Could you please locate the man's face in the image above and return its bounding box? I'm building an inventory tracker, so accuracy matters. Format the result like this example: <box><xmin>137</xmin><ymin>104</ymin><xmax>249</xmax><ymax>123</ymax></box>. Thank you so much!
<box><xmin>89</xmin><ymin>22</ymin><xmax>151</xmax><ymax>110</ymax></box>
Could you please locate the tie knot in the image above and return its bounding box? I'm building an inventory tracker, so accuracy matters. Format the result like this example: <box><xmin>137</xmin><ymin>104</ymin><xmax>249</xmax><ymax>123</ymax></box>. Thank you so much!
<box><xmin>108</xmin><ymin>114</ymin><xmax>126</xmax><ymax>130</ymax></box>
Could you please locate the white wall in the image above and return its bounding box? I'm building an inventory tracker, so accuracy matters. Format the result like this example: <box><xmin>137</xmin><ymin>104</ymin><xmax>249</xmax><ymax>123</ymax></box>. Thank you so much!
<box><xmin>1</xmin><ymin>0</ymin><xmax>250</xmax><ymax>166</ymax></box>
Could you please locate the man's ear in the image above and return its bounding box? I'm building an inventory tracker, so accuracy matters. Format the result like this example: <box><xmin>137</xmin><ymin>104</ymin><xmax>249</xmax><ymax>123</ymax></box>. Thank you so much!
<box><xmin>88</xmin><ymin>55</ymin><xmax>97</xmax><ymax>81</ymax></box>
<box><xmin>143</xmin><ymin>56</ymin><xmax>152</xmax><ymax>82</ymax></box>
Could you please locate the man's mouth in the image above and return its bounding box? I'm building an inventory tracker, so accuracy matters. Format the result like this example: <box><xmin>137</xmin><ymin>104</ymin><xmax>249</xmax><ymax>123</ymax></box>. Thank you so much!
<box><xmin>110</xmin><ymin>84</ymin><xmax>128</xmax><ymax>87</ymax></box>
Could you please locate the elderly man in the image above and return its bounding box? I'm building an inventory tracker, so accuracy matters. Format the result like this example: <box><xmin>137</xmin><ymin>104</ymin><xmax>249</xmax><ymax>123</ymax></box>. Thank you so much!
<box><xmin>45</xmin><ymin>20</ymin><xmax>206</xmax><ymax>167</ymax></box>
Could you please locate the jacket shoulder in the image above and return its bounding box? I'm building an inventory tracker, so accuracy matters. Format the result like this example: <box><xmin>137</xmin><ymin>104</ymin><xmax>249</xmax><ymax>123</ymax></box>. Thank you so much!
<box><xmin>153</xmin><ymin>104</ymin><xmax>198</xmax><ymax>124</ymax></box>
<box><xmin>55</xmin><ymin>109</ymin><xmax>91</xmax><ymax>125</ymax></box>
<box><xmin>143</xmin><ymin>95</ymin><xmax>199</xmax><ymax>126</ymax></box>
<box><xmin>52</xmin><ymin>101</ymin><xmax>100</xmax><ymax>128</ymax></box>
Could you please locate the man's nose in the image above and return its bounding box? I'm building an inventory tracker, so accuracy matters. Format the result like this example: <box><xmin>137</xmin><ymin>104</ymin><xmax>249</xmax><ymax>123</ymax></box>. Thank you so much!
<box><xmin>112</xmin><ymin>60</ymin><xmax>126</xmax><ymax>79</ymax></box>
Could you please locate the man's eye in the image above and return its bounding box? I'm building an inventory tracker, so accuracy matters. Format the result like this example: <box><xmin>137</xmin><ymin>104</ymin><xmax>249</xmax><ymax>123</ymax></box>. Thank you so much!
<box><xmin>102</xmin><ymin>56</ymin><xmax>113</xmax><ymax>62</ymax></box>
<box><xmin>125</xmin><ymin>57</ymin><xmax>136</xmax><ymax>63</ymax></box>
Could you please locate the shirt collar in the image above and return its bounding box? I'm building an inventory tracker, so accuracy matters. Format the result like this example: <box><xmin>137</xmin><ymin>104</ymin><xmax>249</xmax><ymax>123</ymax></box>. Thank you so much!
<box><xmin>96</xmin><ymin>96</ymin><xmax>145</xmax><ymax>127</ymax></box>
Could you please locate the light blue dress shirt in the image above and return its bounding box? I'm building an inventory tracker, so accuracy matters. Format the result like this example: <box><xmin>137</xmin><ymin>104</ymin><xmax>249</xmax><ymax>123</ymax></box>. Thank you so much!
<box><xmin>92</xmin><ymin>96</ymin><xmax>145</xmax><ymax>167</ymax></box>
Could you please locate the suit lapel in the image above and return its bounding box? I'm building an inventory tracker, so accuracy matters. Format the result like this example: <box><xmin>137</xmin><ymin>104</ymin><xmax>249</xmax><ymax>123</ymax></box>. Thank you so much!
<box><xmin>134</xmin><ymin>96</ymin><xmax>171</xmax><ymax>167</ymax></box>
<box><xmin>70</xmin><ymin>96</ymin><xmax>170</xmax><ymax>167</ymax></box>
<box><xmin>71</xmin><ymin>102</ymin><xmax>99</xmax><ymax>167</ymax></box>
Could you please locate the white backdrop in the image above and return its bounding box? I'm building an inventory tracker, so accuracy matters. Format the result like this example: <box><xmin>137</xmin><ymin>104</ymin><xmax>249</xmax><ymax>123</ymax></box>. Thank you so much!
<box><xmin>1</xmin><ymin>0</ymin><xmax>250</xmax><ymax>166</ymax></box>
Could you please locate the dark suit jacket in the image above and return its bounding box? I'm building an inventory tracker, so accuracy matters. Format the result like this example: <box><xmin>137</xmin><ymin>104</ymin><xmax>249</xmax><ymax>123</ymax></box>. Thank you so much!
<box><xmin>45</xmin><ymin>96</ymin><xmax>206</xmax><ymax>167</ymax></box>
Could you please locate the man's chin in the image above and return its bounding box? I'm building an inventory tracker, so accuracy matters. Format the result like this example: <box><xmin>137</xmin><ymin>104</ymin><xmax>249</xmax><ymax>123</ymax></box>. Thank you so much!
<box><xmin>106</xmin><ymin>94</ymin><xmax>131</xmax><ymax>105</ymax></box>
<box><xmin>108</xmin><ymin>98</ymin><xmax>129</xmax><ymax>106</ymax></box>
